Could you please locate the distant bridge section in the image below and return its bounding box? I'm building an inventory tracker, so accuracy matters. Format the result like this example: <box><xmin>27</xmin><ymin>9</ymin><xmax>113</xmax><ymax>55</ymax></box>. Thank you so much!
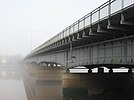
<box><xmin>24</xmin><ymin>0</ymin><xmax>134</xmax><ymax>70</ymax></box>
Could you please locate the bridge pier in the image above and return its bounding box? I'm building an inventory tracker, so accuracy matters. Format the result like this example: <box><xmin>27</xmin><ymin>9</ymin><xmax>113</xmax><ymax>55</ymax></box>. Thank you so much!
<box><xmin>63</xmin><ymin>72</ymin><xmax>134</xmax><ymax>100</ymax></box>
<box><xmin>36</xmin><ymin>65</ymin><xmax>64</xmax><ymax>100</ymax></box>
<box><xmin>63</xmin><ymin>73</ymin><xmax>89</xmax><ymax>99</ymax></box>
<box><xmin>88</xmin><ymin>68</ymin><xmax>92</xmax><ymax>74</ymax></box>
<box><xmin>36</xmin><ymin>67</ymin><xmax>64</xmax><ymax>100</ymax></box>
<box><xmin>128</xmin><ymin>68</ymin><xmax>133</xmax><ymax>73</ymax></box>
<box><xmin>65</xmin><ymin>69</ymin><xmax>70</xmax><ymax>73</ymax></box>
<box><xmin>24</xmin><ymin>64</ymin><xmax>65</xmax><ymax>100</ymax></box>
<box><xmin>98</xmin><ymin>67</ymin><xmax>104</xmax><ymax>74</ymax></box>
<box><xmin>109</xmin><ymin>68</ymin><xmax>113</xmax><ymax>74</ymax></box>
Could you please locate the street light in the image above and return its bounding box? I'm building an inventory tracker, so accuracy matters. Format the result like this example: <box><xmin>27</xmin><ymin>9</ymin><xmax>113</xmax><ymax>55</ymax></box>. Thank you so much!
<box><xmin>30</xmin><ymin>31</ymin><xmax>38</xmax><ymax>52</ymax></box>
<box><xmin>30</xmin><ymin>32</ymin><xmax>32</xmax><ymax>52</ymax></box>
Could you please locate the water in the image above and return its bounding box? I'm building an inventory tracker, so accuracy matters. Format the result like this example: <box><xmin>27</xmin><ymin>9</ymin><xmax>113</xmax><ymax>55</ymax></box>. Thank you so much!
<box><xmin>0</xmin><ymin>64</ymin><xmax>27</xmax><ymax>100</ymax></box>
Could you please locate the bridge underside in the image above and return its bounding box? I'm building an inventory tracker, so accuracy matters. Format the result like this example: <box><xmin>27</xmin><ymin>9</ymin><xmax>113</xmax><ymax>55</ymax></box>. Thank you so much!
<box><xmin>26</xmin><ymin>35</ymin><xmax>134</xmax><ymax>69</ymax></box>
<box><xmin>25</xmin><ymin>4</ymin><xmax>134</xmax><ymax>69</ymax></box>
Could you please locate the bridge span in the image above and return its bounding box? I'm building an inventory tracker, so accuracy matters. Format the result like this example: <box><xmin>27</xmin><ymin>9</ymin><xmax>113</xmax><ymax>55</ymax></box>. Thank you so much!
<box><xmin>24</xmin><ymin>0</ymin><xmax>134</xmax><ymax>72</ymax></box>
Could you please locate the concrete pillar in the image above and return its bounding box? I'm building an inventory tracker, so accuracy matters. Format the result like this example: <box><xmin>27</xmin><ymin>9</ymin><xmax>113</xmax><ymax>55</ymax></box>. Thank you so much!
<box><xmin>62</xmin><ymin>73</ymin><xmax>89</xmax><ymax>100</ymax></box>
<box><xmin>45</xmin><ymin>63</ymin><xmax>49</xmax><ymax>67</ymax></box>
<box><xmin>109</xmin><ymin>68</ymin><xmax>113</xmax><ymax>74</ymax></box>
<box><xmin>128</xmin><ymin>68</ymin><xmax>133</xmax><ymax>73</ymax></box>
<box><xmin>49</xmin><ymin>63</ymin><xmax>54</xmax><ymax>67</ymax></box>
<box><xmin>36</xmin><ymin>67</ymin><xmax>64</xmax><ymax>100</ymax></box>
<box><xmin>98</xmin><ymin>67</ymin><xmax>104</xmax><ymax>73</ymax></box>
<box><xmin>88</xmin><ymin>68</ymin><xmax>92</xmax><ymax>74</ymax></box>
<box><xmin>66</xmin><ymin>69</ymin><xmax>70</xmax><ymax>73</ymax></box>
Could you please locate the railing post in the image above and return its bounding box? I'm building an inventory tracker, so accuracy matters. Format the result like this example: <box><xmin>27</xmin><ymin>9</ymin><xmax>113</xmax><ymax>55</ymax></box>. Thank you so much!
<box><xmin>89</xmin><ymin>12</ymin><xmax>92</xmax><ymax>34</ymax></box>
<box><xmin>78</xmin><ymin>20</ymin><xmax>79</xmax><ymax>33</ymax></box>
<box><xmin>90</xmin><ymin>12</ymin><xmax>92</xmax><ymax>27</ymax></box>
<box><xmin>73</xmin><ymin>25</ymin><xmax>74</xmax><ymax>35</ymax></box>
<box><xmin>83</xmin><ymin>16</ymin><xmax>85</xmax><ymax>30</ymax></box>
<box><xmin>98</xmin><ymin>7</ymin><xmax>101</xmax><ymax>31</ymax></box>
<box><xmin>108</xmin><ymin>0</ymin><xmax>111</xmax><ymax>17</ymax></box>
<box><xmin>98</xmin><ymin>7</ymin><xmax>100</xmax><ymax>22</ymax></box>
<box><xmin>69</xmin><ymin>26</ymin><xmax>71</xmax><ymax>36</ymax></box>
<box><xmin>62</xmin><ymin>31</ymin><xmax>64</xmax><ymax>40</ymax></box>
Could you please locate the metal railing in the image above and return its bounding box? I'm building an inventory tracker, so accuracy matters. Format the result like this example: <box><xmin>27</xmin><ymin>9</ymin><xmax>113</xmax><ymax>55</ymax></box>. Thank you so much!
<box><xmin>31</xmin><ymin>0</ymin><xmax>134</xmax><ymax>54</ymax></box>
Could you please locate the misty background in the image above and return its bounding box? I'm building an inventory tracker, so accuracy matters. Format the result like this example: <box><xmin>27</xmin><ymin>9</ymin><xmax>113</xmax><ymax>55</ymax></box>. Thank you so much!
<box><xmin>0</xmin><ymin>0</ymin><xmax>107</xmax><ymax>60</ymax></box>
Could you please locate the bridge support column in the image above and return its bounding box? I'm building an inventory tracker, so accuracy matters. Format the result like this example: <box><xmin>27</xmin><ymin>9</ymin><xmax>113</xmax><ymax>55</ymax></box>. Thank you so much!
<box><xmin>109</xmin><ymin>68</ymin><xmax>113</xmax><ymax>74</ymax></box>
<box><xmin>49</xmin><ymin>63</ymin><xmax>54</xmax><ymax>67</ymax></box>
<box><xmin>36</xmin><ymin>66</ymin><xmax>64</xmax><ymax>100</ymax></box>
<box><xmin>62</xmin><ymin>73</ymin><xmax>90</xmax><ymax>99</ymax></box>
<box><xmin>62</xmin><ymin>72</ymin><xmax>134</xmax><ymax>99</ymax></box>
<box><xmin>46</xmin><ymin>63</ymin><xmax>48</xmax><ymax>67</ymax></box>
<box><xmin>66</xmin><ymin>69</ymin><xmax>70</xmax><ymax>73</ymax></box>
<box><xmin>128</xmin><ymin>68</ymin><xmax>133</xmax><ymax>73</ymax></box>
<box><xmin>98</xmin><ymin>67</ymin><xmax>104</xmax><ymax>73</ymax></box>
<box><xmin>88</xmin><ymin>68</ymin><xmax>92</xmax><ymax>74</ymax></box>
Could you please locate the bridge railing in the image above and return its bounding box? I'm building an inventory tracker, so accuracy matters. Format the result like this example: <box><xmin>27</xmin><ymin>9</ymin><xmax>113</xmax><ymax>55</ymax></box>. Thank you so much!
<box><xmin>31</xmin><ymin>0</ymin><xmax>134</xmax><ymax>55</ymax></box>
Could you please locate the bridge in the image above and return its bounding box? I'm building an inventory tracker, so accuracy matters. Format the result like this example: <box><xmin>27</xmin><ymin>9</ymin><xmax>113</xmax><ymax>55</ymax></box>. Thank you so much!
<box><xmin>24</xmin><ymin>0</ymin><xmax>134</xmax><ymax>73</ymax></box>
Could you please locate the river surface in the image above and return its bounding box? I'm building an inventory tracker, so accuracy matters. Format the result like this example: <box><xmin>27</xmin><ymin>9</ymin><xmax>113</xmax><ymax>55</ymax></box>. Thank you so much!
<box><xmin>0</xmin><ymin>64</ymin><xmax>27</xmax><ymax>100</ymax></box>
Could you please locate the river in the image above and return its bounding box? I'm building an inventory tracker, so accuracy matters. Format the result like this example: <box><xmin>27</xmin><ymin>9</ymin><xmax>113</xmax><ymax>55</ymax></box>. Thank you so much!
<box><xmin>0</xmin><ymin>64</ymin><xmax>27</xmax><ymax>100</ymax></box>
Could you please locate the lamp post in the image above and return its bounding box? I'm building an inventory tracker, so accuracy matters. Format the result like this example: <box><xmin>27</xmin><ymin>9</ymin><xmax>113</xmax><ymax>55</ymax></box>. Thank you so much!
<box><xmin>30</xmin><ymin>31</ymin><xmax>37</xmax><ymax>52</ymax></box>
<box><xmin>30</xmin><ymin>32</ymin><xmax>32</xmax><ymax>52</ymax></box>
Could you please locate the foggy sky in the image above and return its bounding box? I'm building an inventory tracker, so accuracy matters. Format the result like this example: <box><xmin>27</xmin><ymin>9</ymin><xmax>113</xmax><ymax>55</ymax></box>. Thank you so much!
<box><xmin>0</xmin><ymin>0</ymin><xmax>107</xmax><ymax>57</ymax></box>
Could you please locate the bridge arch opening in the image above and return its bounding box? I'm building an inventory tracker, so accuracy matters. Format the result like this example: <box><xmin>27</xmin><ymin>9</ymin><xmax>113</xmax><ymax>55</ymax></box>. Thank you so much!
<box><xmin>38</xmin><ymin>61</ymin><xmax>63</xmax><ymax>68</ymax></box>
<box><xmin>31</xmin><ymin>61</ymin><xmax>37</xmax><ymax>65</ymax></box>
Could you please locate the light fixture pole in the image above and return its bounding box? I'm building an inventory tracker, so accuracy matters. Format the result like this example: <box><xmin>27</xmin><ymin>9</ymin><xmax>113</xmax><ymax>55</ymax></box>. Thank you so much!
<box><xmin>30</xmin><ymin>32</ymin><xmax>32</xmax><ymax>52</ymax></box>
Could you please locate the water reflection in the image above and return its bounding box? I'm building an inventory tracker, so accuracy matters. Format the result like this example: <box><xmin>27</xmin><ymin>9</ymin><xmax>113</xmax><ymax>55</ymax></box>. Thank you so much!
<box><xmin>0</xmin><ymin>64</ymin><xmax>27</xmax><ymax>100</ymax></box>
<box><xmin>1</xmin><ymin>71</ymin><xmax>6</xmax><ymax>76</ymax></box>
<box><xmin>23</xmin><ymin>65</ymin><xmax>63</xmax><ymax>100</ymax></box>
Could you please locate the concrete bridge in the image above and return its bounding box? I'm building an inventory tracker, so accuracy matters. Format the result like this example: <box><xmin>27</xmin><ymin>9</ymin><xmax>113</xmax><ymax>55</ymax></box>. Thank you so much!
<box><xmin>24</xmin><ymin>0</ymin><xmax>134</xmax><ymax>72</ymax></box>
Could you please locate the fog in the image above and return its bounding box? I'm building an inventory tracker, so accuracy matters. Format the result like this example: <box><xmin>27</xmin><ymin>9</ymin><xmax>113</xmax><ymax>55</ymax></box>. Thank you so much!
<box><xmin>0</xmin><ymin>0</ymin><xmax>107</xmax><ymax>57</ymax></box>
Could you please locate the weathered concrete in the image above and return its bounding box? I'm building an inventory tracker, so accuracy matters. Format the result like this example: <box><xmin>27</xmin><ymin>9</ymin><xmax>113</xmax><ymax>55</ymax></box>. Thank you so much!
<box><xmin>63</xmin><ymin>73</ymin><xmax>134</xmax><ymax>100</ymax></box>
<box><xmin>24</xmin><ymin>64</ymin><xmax>134</xmax><ymax>100</ymax></box>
